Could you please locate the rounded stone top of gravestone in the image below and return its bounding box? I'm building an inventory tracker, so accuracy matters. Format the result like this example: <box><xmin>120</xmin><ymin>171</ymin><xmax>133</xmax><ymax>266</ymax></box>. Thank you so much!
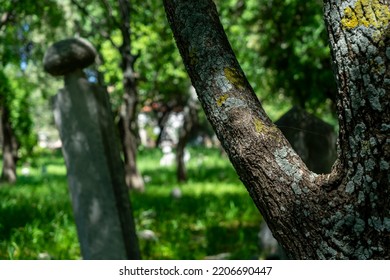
<box><xmin>43</xmin><ymin>37</ymin><xmax>96</xmax><ymax>76</ymax></box>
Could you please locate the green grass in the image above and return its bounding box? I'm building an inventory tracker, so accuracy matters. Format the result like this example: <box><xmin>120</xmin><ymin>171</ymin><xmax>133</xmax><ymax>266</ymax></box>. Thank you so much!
<box><xmin>0</xmin><ymin>147</ymin><xmax>262</xmax><ymax>260</ymax></box>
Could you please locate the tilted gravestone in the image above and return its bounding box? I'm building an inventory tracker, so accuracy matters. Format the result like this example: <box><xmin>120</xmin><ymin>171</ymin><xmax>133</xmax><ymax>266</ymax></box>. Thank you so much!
<box><xmin>275</xmin><ymin>106</ymin><xmax>337</xmax><ymax>174</ymax></box>
<box><xmin>43</xmin><ymin>38</ymin><xmax>140</xmax><ymax>259</ymax></box>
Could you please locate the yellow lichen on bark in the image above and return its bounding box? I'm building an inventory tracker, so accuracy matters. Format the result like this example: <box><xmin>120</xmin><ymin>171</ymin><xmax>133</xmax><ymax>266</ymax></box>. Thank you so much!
<box><xmin>254</xmin><ymin>118</ymin><xmax>264</xmax><ymax>133</ymax></box>
<box><xmin>342</xmin><ymin>7</ymin><xmax>359</xmax><ymax>29</ymax></box>
<box><xmin>253</xmin><ymin>118</ymin><xmax>279</xmax><ymax>141</ymax></box>
<box><xmin>216</xmin><ymin>94</ymin><xmax>229</xmax><ymax>106</ymax></box>
<box><xmin>341</xmin><ymin>0</ymin><xmax>390</xmax><ymax>29</ymax></box>
<box><xmin>223</xmin><ymin>67</ymin><xmax>246</xmax><ymax>90</ymax></box>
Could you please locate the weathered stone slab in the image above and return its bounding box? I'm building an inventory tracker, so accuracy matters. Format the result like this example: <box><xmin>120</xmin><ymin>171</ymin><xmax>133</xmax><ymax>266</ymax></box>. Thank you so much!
<box><xmin>45</xmin><ymin>38</ymin><xmax>139</xmax><ymax>259</ymax></box>
<box><xmin>275</xmin><ymin>106</ymin><xmax>337</xmax><ymax>173</ymax></box>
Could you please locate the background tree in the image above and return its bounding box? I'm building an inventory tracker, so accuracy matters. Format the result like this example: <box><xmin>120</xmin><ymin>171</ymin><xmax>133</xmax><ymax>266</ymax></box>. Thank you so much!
<box><xmin>164</xmin><ymin>0</ymin><xmax>389</xmax><ymax>259</ymax></box>
<box><xmin>0</xmin><ymin>72</ymin><xmax>19</xmax><ymax>183</ymax></box>
<box><xmin>0</xmin><ymin>0</ymin><xmax>62</xmax><ymax>183</ymax></box>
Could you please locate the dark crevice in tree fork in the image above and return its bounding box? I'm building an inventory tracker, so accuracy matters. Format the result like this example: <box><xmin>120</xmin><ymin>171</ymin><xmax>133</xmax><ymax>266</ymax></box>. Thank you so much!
<box><xmin>163</xmin><ymin>0</ymin><xmax>389</xmax><ymax>259</ymax></box>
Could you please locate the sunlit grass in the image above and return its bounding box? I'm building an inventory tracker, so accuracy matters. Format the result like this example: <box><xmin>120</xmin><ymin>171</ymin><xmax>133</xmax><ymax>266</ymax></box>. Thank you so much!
<box><xmin>0</xmin><ymin>147</ymin><xmax>262</xmax><ymax>260</ymax></box>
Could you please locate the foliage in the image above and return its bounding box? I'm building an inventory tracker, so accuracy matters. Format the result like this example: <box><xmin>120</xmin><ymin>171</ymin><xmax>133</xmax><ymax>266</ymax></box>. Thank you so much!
<box><xmin>0</xmin><ymin>69</ymin><xmax>37</xmax><ymax>159</ymax></box>
<box><xmin>0</xmin><ymin>148</ymin><xmax>262</xmax><ymax>260</ymax></box>
<box><xmin>0</xmin><ymin>0</ymin><xmax>66</xmax><ymax>161</ymax></box>
<box><xmin>131</xmin><ymin>0</ymin><xmax>189</xmax><ymax>104</ymax></box>
<box><xmin>70</xmin><ymin>0</ymin><xmax>190</xmax><ymax>108</ymax></box>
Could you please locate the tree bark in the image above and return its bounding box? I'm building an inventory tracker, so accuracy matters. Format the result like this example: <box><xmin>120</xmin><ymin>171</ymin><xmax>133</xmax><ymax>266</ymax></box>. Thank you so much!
<box><xmin>163</xmin><ymin>0</ymin><xmax>389</xmax><ymax>259</ymax></box>
<box><xmin>117</xmin><ymin>0</ymin><xmax>144</xmax><ymax>191</ymax></box>
<box><xmin>1</xmin><ymin>104</ymin><xmax>18</xmax><ymax>184</ymax></box>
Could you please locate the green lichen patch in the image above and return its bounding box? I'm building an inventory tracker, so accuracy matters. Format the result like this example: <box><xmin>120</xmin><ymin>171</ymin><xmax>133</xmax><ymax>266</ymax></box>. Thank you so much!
<box><xmin>380</xmin><ymin>159</ymin><xmax>389</xmax><ymax>170</ymax></box>
<box><xmin>384</xmin><ymin>218</ymin><xmax>390</xmax><ymax>231</ymax></box>
<box><xmin>368</xmin><ymin>216</ymin><xmax>386</xmax><ymax>231</ymax></box>
<box><xmin>367</xmin><ymin>84</ymin><xmax>384</xmax><ymax>111</ymax></box>
<box><xmin>341</xmin><ymin>0</ymin><xmax>390</xmax><ymax>30</ymax></box>
<box><xmin>358</xmin><ymin>191</ymin><xmax>365</xmax><ymax>203</ymax></box>
<box><xmin>364</xmin><ymin>158</ymin><xmax>376</xmax><ymax>171</ymax></box>
<box><xmin>346</xmin><ymin>181</ymin><xmax>355</xmax><ymax>193</ymax></box>
<box><xmin>223</xmin><ymin>67</ymin><xmax>246</xmax><ymax>90</ymax></box>
<box><xmin>354</xmin><ymin>218</ymin><xmax>366</xmax><ymax>234</ymax></box>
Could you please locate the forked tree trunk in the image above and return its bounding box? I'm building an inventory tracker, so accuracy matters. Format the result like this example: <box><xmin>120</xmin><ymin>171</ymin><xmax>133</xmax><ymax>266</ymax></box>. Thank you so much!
<box><xmin>118</xmin><ymin>0</ymin><xmax>144</xmax><ymax>191</ymax></box>
<box><xmin>163</xmin><ymin>0</ymin><xmax>389</xmax><ymax>259</ymax></box>
<box><xmin>1</xmin><ymin>105</ymin><xmax>18</xmax><ymax>184</ymax></box>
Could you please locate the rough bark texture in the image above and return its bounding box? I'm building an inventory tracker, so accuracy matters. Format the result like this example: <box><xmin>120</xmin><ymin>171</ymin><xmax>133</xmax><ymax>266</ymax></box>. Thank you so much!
<box><xmin>322</xmin><ymin>0</ymin><xmax>390</xmax><ymax>258</ymax></box>
<box><xmin>118</xmin><ymin>0</ymin><xmax>144</xmax><ymax>191</ymax></box>
<box><xmin>0</xmin><ymin>105</ymin><xmax>18</xmax><ymax>184</ymax></box>
<box><xmin>163</xmin><ymin>0</ymin><xmax>389</xmax><ymax>259</ymax></box>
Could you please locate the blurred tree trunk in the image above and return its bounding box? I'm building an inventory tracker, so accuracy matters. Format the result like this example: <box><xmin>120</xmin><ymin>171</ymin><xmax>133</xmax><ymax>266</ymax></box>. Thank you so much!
<box><xmin>155</xmin><ymin>110</ymin><xmax>170</xmax><ymax>147</ymax></box>
<box><xmin>176</xmin><ymin>87</ymin><xmax>198</xmax><ymax>182</ymax></box>
<box><xmin>154</xmin><ymin>102</ymin><xmax>176</xmax><ymax>148</ymax></box>
<box><xmin>117</xmin><ymin>0</ymin><xmax>144</xmax><ymax>191</ymax></box>
<box><xmin>164</xmin><ymin>0</ymin><xmax>389</xmax><ymax>259</ymax></box>
<box><xmin>0</xmin><ymin>105</ymin><xmax>18</xmax><ymax>184</ymax></box>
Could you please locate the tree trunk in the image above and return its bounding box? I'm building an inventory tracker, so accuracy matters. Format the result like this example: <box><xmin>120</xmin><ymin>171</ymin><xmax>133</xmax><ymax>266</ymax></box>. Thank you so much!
<box><xmin>1</xmin><ymin>104</ymin><xmax>18</xmax><ymax>184</ymax></box>
<box><xmin>176</xmin><ymin>87</ymin><xmax>198</xmax><ymax>182</ymax></box>
<box><xmin>118</xmin><ymin>0</ymin><xmax>144</xmax><ymax>191</ymax></box>
<box><xmin>155</xmin><ymin>102</ymin><xmax>176</xmax><ymax>148</ymax></box>
<box><xmin>155</xmin><ymin>110</ymin><xmax>171</xmax><ymax>148</ymax></box>
<box><xmin>163</xmin><ymin>0</ymin><xmax>389</xmax><ymax>259</ymax></box>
